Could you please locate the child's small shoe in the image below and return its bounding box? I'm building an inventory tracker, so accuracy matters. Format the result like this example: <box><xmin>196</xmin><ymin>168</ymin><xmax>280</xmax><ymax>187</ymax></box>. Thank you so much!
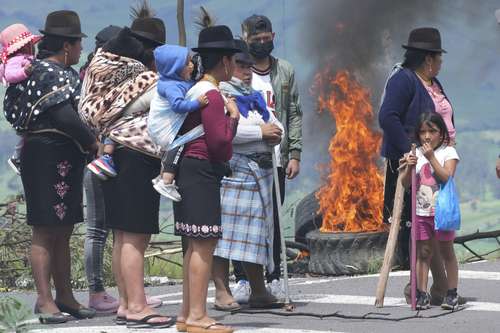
<box><xmin>93</xmin><ymin>154</ymin><xmax>117</xmax><ymax>177</ymax></box>
<box><xmin>7</xmin><ymin>157</ymin><xmax>21</xmax><ymax>175</ymax></box>
<box><xmin>441</xmin><ymin>288</ymin><xmax>459</xmax><ymax>310</ymax></box>
<box><xmin>416</xmin><ymin>289</ymin><xmax>430</xmax><ymax>310</ymax></box>
<box><xmin>152</xmin><ymin>178</ymin><xmax>182</xmax><ymax>202</ymax></box>
<box><xmin>87</xmin><ymin>161</ymin><xmax>108</xmax><ymax>181</ymax></box>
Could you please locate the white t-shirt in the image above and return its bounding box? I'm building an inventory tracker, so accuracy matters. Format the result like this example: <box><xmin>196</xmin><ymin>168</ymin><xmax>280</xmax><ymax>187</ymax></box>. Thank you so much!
<box><xmin>415</xmin><ymin>145</ymin><xmax>460</xmax><ymax>216</ymax></box>
<box><xmin>252</xmin><ymin>70</ymin><xmax>282</xmax><ymax>166</ymax></box>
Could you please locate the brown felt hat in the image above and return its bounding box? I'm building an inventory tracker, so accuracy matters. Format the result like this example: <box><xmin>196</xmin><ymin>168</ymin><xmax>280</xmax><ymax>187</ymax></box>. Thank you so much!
<box><xmin>130</xmin><ymin>17</ymin><xmax>165</xmax><ymax>48</ymax></box>
<box><xmin>39</xmin><ymin>10</ymin><xmax>87</xmax><ymax>38</ymax></box>
<box><xmin>402</xmin><ymin>27</ymin><xmax>446</xmax><ymax>53</ymax></box>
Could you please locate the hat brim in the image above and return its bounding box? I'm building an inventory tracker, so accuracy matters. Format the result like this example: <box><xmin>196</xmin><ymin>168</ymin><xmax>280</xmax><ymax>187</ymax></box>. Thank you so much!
<box><xmin>235</xmin><ymin>58</ymin><xmax>255</xmax><ymax>65</ymax></box>
<box><xmin>39</xmin><ymin>29</ymin><xmax>87</xmax><ymax>38</ymax></box>
<box><xmin>129</xmin><ymin>30</ymin><xmax>164</xmax><ymax>47</ymax></box>
<box><xmin>192</xmin><ymin>46</ymin><xmax>242</xmax><ymax>53</ymax></box>
<box><xmin>5</xmin><ymin>34</ymin><xmax>42</xmax><ymax>56</ymax></box>
<box><xmin>402</xmin><ymin>44</ymin><xmax>447</xmax><ymax>53</ymax></box>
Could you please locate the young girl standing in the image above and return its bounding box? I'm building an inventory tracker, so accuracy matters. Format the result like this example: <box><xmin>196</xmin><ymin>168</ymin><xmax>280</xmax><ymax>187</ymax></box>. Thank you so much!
<box><xmin>400</xmin><ymin>112</ymin><xmax>460</xmax><ymax>310</ymax></box>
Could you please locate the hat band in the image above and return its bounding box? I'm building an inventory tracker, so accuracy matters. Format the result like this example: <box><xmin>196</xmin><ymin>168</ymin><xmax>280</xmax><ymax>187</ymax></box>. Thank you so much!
<box><xmin>406</xmin><ymin>41</ymin><xmax>442</xmax><ymax>50</ymax></box>
<box><xmin>130</xmin><ymin>30</ymin><xmax>163</xmax><ymax>46</ymax></box>
<box><xmin>196</xmin><ymin>40</ymin><xmax>237</xmax><ymax>50</ymax></box>
<box><xmin>42</xmin><ymin>26</ymin><xmax>82</xmax><ymax>37</ymax></box>
<box><xmin>5</xmin><ymin>31</ymin><xmax>33</xmax><ymax>47</ymax></box>
<box><xmin>1</xmin><ymin>50</ymin><xmax>8</xmax><ymax>64</ymax></box>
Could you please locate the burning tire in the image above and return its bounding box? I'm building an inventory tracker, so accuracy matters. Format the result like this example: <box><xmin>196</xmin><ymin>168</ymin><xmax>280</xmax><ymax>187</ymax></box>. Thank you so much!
<box><xmin>294</xmin><ymin>190</ymin><xmax>322</xmax><ymax>244</ymax></box>
<box><xmin>306</xmin><ymin>230</ymin><xmax>388</xmax><ymax>276</ymax></box>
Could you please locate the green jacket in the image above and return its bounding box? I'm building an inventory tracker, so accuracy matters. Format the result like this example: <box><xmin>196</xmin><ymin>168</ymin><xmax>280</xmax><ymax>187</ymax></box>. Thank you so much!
<box><xmin>269</xmin><ymin>56</ymin><xmax>303</xmax><ymax>166</ymax></box>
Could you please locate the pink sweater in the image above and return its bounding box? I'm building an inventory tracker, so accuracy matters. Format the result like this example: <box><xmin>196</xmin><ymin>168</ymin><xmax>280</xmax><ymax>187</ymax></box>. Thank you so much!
<box><xmin>0</xmin><ymin>54</ymin><xmax>33</xmax><ymax>85</ymax></box>
<box><xmin>425</xmin><ymin>82</ymin><xmax>456</xmax><ymax>140</ymax></box>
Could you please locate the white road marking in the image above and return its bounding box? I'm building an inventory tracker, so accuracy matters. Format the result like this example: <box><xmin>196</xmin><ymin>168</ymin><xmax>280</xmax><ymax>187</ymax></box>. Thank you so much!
<box><xmin>294</xmin><ymin>294</ymin><xmax>500</xmax><ymax>312</ymax></box>
<box><xmin>152</xmin><ymin>269</ymin><xmax>500</xmax><ymax>301</ymax></box>
<box><xmin>31</xmin><ymin>325</ymin><xmax>345</xmax><ymax>333</ymax></box>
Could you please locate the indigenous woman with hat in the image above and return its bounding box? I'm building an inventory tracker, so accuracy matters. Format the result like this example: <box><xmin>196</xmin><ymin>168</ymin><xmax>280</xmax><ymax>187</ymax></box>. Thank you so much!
<box><xmin>379</xmin><ymin>27</ymin><xmax>459</xmax><ymax>308</ymax></box>
<box><xmin>173</xmin><ymin>25</ymin><xmax>241</xmax><ymax>333</ymax></box>
<box><xmin>2</xmin><ymin>10</ymin><xmax>97</xmax><ymax>323</ymax></box>
<box><xmin>79</xmin><ymin>5</ymin><xmax>175</xmax><ymax>328</ymax></box>
<box><xmin>212</xmin><ymin>39</ymin><xmax>284</xmax><ymax>311</ymax></box>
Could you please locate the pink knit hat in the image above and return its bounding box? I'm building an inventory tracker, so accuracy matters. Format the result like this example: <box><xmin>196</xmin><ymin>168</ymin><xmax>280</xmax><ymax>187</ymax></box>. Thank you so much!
<box><xmin>0</xmin><ymin>23</ymin><xmax>42</xmax><ymax>64</ymax></box>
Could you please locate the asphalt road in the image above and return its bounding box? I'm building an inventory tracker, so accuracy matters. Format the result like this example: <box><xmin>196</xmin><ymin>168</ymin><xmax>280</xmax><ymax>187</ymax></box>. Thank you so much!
<box><xmin>4</xmin><ymin>260</ymin><xmax>500</xmax><ymax>333</ymax></box>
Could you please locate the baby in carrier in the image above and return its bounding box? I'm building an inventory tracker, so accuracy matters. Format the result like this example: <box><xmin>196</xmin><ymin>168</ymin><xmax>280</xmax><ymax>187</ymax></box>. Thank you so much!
<box><xmin>0</xmin><ymin>23</ymin><xmax>42</xmax><ymax>174</ymax></box>
<box><xmin>86</xmin><ymin>27</ymin><xmax>151</xmax><ymax>179</ymax></box>
<box><xmin>147</xmin><ymin>44</ymin><xmax>208</xmax><ymax>201</ymax></box>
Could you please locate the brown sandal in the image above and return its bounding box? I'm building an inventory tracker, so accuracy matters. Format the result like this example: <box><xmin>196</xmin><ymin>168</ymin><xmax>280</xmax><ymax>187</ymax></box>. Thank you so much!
<box><xmin>176</xmin><ymin>320</ymin><xmax>187</xmax><ymax>332</ymax></box>
<box><xmin>186</xmin><ymin>322</ymin><xmax>234</xmax><ymax>333</ymax></box>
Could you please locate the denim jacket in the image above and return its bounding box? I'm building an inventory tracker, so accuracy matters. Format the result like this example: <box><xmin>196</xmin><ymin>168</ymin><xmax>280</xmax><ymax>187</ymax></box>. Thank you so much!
<box><xmin>269</xmin><ymin>56</ymin><xmax>303</xmax><ymax>166</ymax></box>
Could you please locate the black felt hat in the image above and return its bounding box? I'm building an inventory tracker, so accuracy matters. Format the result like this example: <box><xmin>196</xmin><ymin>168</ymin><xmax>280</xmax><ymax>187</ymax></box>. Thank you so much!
<box><xmin>130</xmin><ymin>17</ymin><xmax>165</xmax><ymax>47</ymax></box>
<box><xmin>234</xmin><ymin>39</ymin><xmax>254</xmax><ymax>65</ymax></box>
<box><xmin>102</xmin><ymin>27</ymin><xmax>144</xmax><ymax>61</ymax></box>
<box><xmin>95</xmin><ymin>25</ymin><xmax>122</xmax><ymax>48</ymax></box>
<box><xmin>402</xmin><ymin>27</ymin><xmax>446</xmax><ymax>53</ymax></box>
<box><xmin>192</xmin><ymin>25</ymin><xmax>241</xmax><ymax>53</ymax></box>
<box><xmin>39</xmin><ymin>10</ymin><xmax>87</xmax><ymax>38</ymax></box>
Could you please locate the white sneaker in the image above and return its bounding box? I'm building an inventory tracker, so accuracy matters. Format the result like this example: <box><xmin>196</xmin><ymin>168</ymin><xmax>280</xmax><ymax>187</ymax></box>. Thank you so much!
<box><xmin>266</xmin><ymin>279</ymin><xmax>286</xmax><ymax>301</ymax></box>
<box><xmin>232</xmin><ymin>280</ymin><xmax>251</xmax><ymax>304</ymax></box>
<box><xmin>152</xmin><ymin>177</ymin><xmax>182</xmax><ymax>202</ymax></box>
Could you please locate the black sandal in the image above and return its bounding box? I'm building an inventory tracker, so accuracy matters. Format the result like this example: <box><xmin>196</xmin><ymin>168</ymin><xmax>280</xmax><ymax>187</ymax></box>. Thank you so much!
<box><xmin>55</xmin><ymin>301</ymin><xmax>96</xmax><ymax>319</ymax></box>
<box><xmin>115</xmin><ymin>315</ymin><xmax>126</xmax><ymax>325</ymax></box>
<box><xmin>126</xmin><ymin>314</ymin><xmax>175</xmax><ymax>329</ymax></box>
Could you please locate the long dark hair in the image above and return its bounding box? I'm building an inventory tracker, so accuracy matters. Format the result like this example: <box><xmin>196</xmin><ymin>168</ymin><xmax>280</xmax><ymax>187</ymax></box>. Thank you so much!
<box><xmin>415</xmin><ymin>112</ymin><xmax>450</xmax><ymax>147</ymax></box>
<box><xmin>199</xmin><ymin>50</ymin><xmax>234</xmax><ymax>73</ymax></box>
<box><xmin>37</xmin><ymin>35</ymin><xmax>80</xmax><ymax>59</ymax></box>
<box><xmin>402</xmin><ymin>48</ymin><xmax>440</xmax><ymax>71</ymax></box>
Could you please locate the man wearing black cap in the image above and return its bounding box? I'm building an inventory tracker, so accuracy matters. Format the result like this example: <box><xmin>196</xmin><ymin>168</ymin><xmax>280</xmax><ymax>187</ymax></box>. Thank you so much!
<box><xmin>232</xmin><ymin>14</ymin><xmax>302</xmax><ymax>302</ymax></box>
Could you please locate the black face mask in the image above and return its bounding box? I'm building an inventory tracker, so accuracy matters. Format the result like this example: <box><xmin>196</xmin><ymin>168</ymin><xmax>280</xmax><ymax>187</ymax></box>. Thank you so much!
<box><xmin>249</xmin><ymin>40</ymin><xmax>274</xmax><ymax>59</ymax></box>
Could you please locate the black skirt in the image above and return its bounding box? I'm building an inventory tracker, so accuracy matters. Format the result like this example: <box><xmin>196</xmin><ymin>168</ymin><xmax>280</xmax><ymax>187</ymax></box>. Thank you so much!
<box><xmin>173</xmin><ymin>157</ymin><xmax>227</xmax><ymax>239</ymax></box>
<box><xmin>102</xmin><ymin>146</ymin><xmax>161</xmax><ymax>234</ymax></box>
<box><xmin>20</xmin><ymin>133</ymin><xmax>85</xmax><ymax>226</ymax></box>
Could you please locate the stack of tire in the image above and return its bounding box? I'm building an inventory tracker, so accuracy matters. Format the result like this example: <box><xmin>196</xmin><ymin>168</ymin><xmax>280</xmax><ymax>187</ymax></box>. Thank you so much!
<box><xmin>294</xmin><ymin>190</ymin><xmax>396</xmax><ymax>276</ymax></box>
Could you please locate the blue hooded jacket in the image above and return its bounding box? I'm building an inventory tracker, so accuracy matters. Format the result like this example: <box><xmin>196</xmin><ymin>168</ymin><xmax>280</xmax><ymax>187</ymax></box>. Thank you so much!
<box><xmin>154</xmin><ymin>45</ymin><xmax>200</xmax><ymax>113</ymax></box>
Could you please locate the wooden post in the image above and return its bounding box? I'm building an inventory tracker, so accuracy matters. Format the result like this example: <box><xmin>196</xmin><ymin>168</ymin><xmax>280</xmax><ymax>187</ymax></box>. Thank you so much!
<box><xmin>374</xmin><ymin>164</ymin><xmax>406</xmax><ymax>308</ymax></box>
<box><xmin>177</xmin><ymin>0</ymin><xmax>186</xmax><ymax>46</ymax></box>
<box><xmin>410</xmin><ymin>144</ymin><xmax>417</xmax><ymax>310</ymax></box>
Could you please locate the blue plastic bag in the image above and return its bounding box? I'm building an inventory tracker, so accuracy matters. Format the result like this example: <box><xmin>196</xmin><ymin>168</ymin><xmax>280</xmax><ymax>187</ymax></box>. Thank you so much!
<box><xmin>434</xmin><ymin>176</ymin><xmax>461</xmax><ymax>231</ymax></box>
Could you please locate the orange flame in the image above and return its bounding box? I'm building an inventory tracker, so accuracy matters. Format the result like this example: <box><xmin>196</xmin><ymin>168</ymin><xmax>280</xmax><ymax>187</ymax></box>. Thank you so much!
<box><xmin>313</xmin><ymin>69</ymin><xmax>384</xmax><ymax>233</ymax></box>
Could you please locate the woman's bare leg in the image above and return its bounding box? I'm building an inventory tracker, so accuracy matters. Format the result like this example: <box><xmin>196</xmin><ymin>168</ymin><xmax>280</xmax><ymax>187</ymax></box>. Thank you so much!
<box><xmin>122</xmin><ymin>232</ymin><xmax>171</xmax><ymax>323</ymax></box>
<box><xmin>242</xmin><ymin>262</ymin><xmax>270</xmax><ymax>299</ymax></box>
<box><xmin>112</xmin><ymin>230</ymin><xmax>128</xmax><ymax>317</ymax></box>
<box><xmin>212</xmin><ymin>256</ymin><xmax>236</xmax><ymax>305</ymax></box>
<box><xmin>186</xmin><ymin>238</ymin><xmax>221</xmax><ymax>326</ymax></box>
<box><xmin>52</xmin><ymin>225</ymin><xmax>81</xmax><ymax>308</ymax></box>
<box><xmin>178</xmin><ymin>239</ymin><xmax>192</xmax><ymax>323</ymax></box>
<box><xmin>31</xmin><ymin>226</ymin><xmax>58</xmax><ymax>313</ymax></box>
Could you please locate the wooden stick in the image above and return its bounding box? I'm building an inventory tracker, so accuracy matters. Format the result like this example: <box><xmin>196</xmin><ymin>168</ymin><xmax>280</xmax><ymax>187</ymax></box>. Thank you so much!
<box><xmin>410</xmin><ymin>144</ymin><xmax>417</xmax><ymax>311</ymax></box>
<box><xmin>272</xmin><ymin>150</ymin><xmax>291</xmax><ymax>305</ymax></box>
<box><xmin>177</xmin><ymin>0</ymin><xmax>186</xmax><ymax>46</ymax></box>
<box><xmin>374</xmin><ymin>164</ymin><xmax>406</xmax><ymax>308</ymax></box>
